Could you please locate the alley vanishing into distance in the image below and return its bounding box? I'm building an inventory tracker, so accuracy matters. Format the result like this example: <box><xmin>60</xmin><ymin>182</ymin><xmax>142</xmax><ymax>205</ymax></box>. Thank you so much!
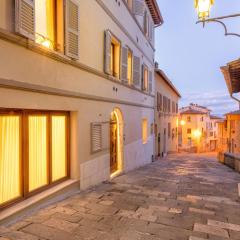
<box><xmin>1</xmin><ymin>153</ymin><xmax>240</xmax><ymax>240</ymax></box>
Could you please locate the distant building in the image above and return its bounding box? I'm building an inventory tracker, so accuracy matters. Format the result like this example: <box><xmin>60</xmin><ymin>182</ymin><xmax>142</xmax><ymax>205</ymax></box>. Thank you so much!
<box><xmin>209</xmin><ymin>115</ymin><xmax>223</xmax><ymax>151</ymax></box>
<box><xmin>216</xmin><ymin>118</ymin><xmax>228</xmax><ymax>159</ymax></box>
<box><xmin>154</xmin><ymin>68</ymin><xmax>181</xmax><ymax>157</ymax></box>
<box><xmin>179</xmin><ymin>104</ymin><xmax>222</xmax><ymax>153</ymax></box>
<box><xmin>225</xmin><ymin>110</ymin><xmax>240</xmax><ymax>154</ymax></box>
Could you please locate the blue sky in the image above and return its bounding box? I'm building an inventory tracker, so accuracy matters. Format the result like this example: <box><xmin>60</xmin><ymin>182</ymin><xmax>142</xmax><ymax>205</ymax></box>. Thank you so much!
<box><xmin>155</xmin><ymin>0</ymin><xmax>240</xmax><ymax>115</ymax></box>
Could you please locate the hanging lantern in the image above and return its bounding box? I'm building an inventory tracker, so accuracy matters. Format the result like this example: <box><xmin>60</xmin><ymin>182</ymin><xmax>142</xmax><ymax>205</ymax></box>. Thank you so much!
<box><xmin>194</xmin><ymin>0</ymin><xmax>214</xmax><ymax>20</ymax></box>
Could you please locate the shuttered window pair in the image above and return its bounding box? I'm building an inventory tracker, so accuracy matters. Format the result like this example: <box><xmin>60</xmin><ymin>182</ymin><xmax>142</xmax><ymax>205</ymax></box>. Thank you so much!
<box><xmin>104</xmin><ymin>30</ymin><xmax>141</xmax><ymax>88</ymax></box>
<box><xmin>15</xmin><ymin>0</ymin><xmax>80</xmax><ymax>59</ymax></box>
<box><xmin>156</xmin><ymin>92</ymin><xmax>163</xmax><ymax>112</ymax></box>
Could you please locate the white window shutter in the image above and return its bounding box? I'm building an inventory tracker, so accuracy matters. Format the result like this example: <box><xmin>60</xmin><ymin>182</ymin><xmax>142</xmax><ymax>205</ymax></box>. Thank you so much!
<box><xmin>121</xmin><ymin>47</ymin><xmax>128</xmax><ymax>84</ymax></box>
<box><xmin>65</xmin><ymin>0</ymin><xmax>80</xmax><ymax>59</ymax></box>
<box><xmin>143</xmin><ymin>11</ymin><xmax>148</xmax><ymax>35</ymax></box>
<box><xmin>15</xmin><ymin>0</ymin><xmax>35</xmax><ymax>40</ymax></box>
<box><xmin>104</xmin><ymin>30</ymin><xmax>112</xmax><ymax>75</ymax></box>
<box><xmin>133</xmin><ymin>56</ymin><xmax>141</xmax><ymax>88</ymax></box>
<box><xmin>132</xmin><ymin>0</ymin><xmax>145</xmax><ymax>16</ymax></box>
<box><xmin>149</xmin><ymin>70</ymin><xmax>153</xmax><ymax>93</ymax></box>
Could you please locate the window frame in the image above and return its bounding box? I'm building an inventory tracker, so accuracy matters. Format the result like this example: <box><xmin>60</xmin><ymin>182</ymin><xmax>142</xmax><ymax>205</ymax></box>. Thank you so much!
<box><xmin>142</xmin><ymin>64</ymin><xmax>149</xmax><ymax>92</ymax></box>
<box><xmin>110</xmin><ymin>33</ymin><xmax>121</xmax><ymax>79</ymax></box>
<box><xmin>0</xmin><ymin>109</ymin><xmax>70</xmax><ymax>210</ymax></box>
<box><xmin>127</xmin><ymin>47</ymin><xmax>133</xmax><ymax>84</ymax></box>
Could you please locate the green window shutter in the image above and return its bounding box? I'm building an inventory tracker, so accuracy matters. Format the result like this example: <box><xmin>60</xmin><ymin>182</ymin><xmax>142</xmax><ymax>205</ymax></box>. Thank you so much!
<box><xmin>65</xmin><ymin>0</ymin><xmax>80</xmax><ymax>59</ymax></box>
<box><xmin>15</xmin><ymin>0</ymin><xmax>35</xmax><ymax>40</ymax></box>
<box><xmin>133</xmin><ymin>55</ymin><xmax>141</xmax><ymax>88</ymax></box>
<box><xmin>104</xmin><ymin>30</ymin><xmax>111</xmax><ymax>75</ymax></box>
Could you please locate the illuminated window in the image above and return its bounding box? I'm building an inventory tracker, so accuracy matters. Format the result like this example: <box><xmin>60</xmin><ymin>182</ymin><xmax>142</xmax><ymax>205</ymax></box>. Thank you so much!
<box><xmin>0</xmin><ymin>115</ymin><xmax>21</xmax><ymax>205</ymax></box>
<box><xmin>142</xmin><ymin>119</ymin><xmax>148</xmax><ymax>144</ymax></box>
<box><xmin>0</xmin><ymin>110</ymin><xmax>69</xmax><ymax>209</ymax></box>
<box><xmin>35</xmin><ymin>0</ymin><xmax>64</xmax><ymax>50</ymax></box>
<box><xmin>142</xmin><ymin>65</ymin><xmax>149</xmax><ymax>91</ymax></box>
<box><xmin>110</xmin><ymin>36</ymin><xmax>121</xmax><ymax>78</ymax></box>
<box><xmin>127</xmin><ymin>0</ymin><xmax>133</xmax><ymax>10</ymax></box>
<box><xmin>127</xmin><ymin>49</ymin><xmax>133</xmax><ymax>84</ymax></box>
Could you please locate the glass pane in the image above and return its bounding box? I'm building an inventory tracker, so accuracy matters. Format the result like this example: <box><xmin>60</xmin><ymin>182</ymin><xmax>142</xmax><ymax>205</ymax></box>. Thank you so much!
<box><xmin>0</xmin><ymin>116</ymin><xmax>21</xmax><ymax>204</ymax></box>
<box><xmin>51</xmin><ymin>116</ymin><xmax>67</xmax><ymax>181</ymax></box>
<box><xmin>29</xmin><ymin>116</ymin><xmax>48</xmax><ymax>192</ymax></box>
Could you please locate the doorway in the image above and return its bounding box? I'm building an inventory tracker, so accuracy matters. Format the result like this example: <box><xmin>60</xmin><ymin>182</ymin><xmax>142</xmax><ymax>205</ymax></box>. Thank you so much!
<box><xmin>110</xmin><ymin>108</ymin><xmax>124</xmax><ymax>176</ymax></box>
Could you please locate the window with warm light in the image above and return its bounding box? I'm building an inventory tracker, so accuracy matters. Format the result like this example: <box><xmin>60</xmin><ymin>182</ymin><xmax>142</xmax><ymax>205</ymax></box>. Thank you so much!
<box><xmin>110</xmin><ymin>36</ymin><xmax>121</xmax><ymax>78</ymax></box>
<box><xmin>143</xmin><ymin>66</ymin><xmax>149</xmax><ymax>91</ymax></box>
<box><xmin>0</xmin><ymin>110</ymin><xmax>69</xmax><ymax>209</ymax></box>
<box><xmin>35</xmin><ymin>0</ymin><xmax>64</xmax><ymax>50</ymax></box>
<box><xmin>142</xmin><ymin>119</ymin><xmax>148</xmax><ymax>144</ymax></box>
<box><xmin>127</xmin><ymin>49</ymin><xmax>133</xmax><ymax>84</ymax></box>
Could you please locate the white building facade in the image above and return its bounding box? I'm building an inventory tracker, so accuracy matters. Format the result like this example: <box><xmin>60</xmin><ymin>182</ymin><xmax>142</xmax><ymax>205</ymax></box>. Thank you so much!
<box><xmin>0</xmin><ymin>0</ymin><xmax>163</xmax><ymax>219</ymax></box>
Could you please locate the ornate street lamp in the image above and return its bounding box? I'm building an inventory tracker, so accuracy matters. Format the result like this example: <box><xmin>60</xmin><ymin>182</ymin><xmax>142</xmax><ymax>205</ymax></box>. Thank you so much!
<box><xmin>194</xmin><ymin>0</ymin><xmax>214</xmax><ymax>20</ymax></box>
<box><xmin>194</xmin><ymin>0</ymin><xmax>240</xmax><ymax>38</ymax></box>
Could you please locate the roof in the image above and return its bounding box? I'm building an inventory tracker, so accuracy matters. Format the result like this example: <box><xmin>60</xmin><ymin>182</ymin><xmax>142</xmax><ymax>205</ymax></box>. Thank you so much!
<box><xmin>145</xmin><ymin>0</ymin><xmax>164</xmax><ymax>25</ymax></box>
<box><xmin>225</xmin><ymin>110</ymin><xmax>240</xmax><ymax>116</ymax></box>
<box><xmin>180</xmin><ymin>109</ymin><xmax>207</xmax><ymax>115</ymax></box>
<box><xmin>210</xmin><ymin>115</ymin><xmax>223</xmax><ymax>120</ymax></box>
<box><xmin>221</xmin><ymin>59</ymin><xmax>240</xmax><ymax>95</ymax></box>
<box><xmin>155</xmin><ymin>69</ymin><xmax>181</xmax><ymax>98</ymax></box>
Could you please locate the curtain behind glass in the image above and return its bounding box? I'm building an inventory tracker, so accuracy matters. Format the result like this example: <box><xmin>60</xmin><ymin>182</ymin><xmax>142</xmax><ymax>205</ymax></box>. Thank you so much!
<box><xmin>29</xmin><ymin>116</ymin><xmax>48</xmax><ymax>192</ymax></box>
<box><xmin>0</xmin><ymin>116</ymin><xmax>21</xmax><ymax>204</ymax></box>
<box><xmin>51</xmin><ymin>116</ymin><xmax>67</xmax><ymax>181</ymax></box>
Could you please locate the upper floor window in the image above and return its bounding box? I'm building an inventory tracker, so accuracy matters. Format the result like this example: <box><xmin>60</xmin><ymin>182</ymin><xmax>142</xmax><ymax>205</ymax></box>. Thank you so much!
<box><xmin>127</xmin><ymin>0</ymin><xmax>133</xmax><ymax>10</ymax></box>
<box><xmin>142</xmin><ymin>65</ymin><xmax>149</xmax><ymax>91</ymax></box>
<box><xmin>187</xmin><ymin>116</ymin><xmax>191</xmax><ymax>122</ymax></box>
<box><xmin>187</xmin><ymin>128</ymin><xmax>191</xmax><ymax>134</ymax></box>
<box><xmin>127</xmin><ymin>49</ymin><xmax>133</xmax><ymax>84</ymax></box>
<box><xmin>110</xmin><ymin>36</ymin><xmax>121</xmax><ymax>78</ymax></box>
<box><xmin>15</xmin><ymin>0</ymin><xmax>79</xmax><ymax>59</ymax></box>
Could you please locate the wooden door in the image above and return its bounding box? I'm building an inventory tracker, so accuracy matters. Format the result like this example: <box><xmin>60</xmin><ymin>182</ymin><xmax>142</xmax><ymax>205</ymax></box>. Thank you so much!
<box><xmin>110</xmin><ymin>116</ymin><xmax>118</xmax><ymax>174</ymax></box>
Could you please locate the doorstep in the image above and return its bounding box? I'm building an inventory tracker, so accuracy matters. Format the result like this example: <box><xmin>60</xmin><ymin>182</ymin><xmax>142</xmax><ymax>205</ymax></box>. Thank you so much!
<box><xmin>0</xmin><ymin>179</ymin><xmax>80</xmax><ymax>225</ymax></box>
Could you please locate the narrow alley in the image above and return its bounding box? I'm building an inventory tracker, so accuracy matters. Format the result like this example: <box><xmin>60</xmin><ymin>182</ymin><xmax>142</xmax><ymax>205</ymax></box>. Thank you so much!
<box><xmin>1</xmin><ymin>153</ymin><xmax>240</xmax><ymax>240</ymax></box>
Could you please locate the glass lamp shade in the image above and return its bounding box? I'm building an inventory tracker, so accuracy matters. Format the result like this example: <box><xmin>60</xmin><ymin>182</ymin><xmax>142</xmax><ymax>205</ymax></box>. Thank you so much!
<box><xmin>194</xmin><ymin>0</ymin><xmax>214</xmax><ymax>19</ymax></box>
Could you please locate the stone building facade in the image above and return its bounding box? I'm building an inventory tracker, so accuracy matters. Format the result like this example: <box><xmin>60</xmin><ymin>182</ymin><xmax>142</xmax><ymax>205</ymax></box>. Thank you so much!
<box><xmin>154</xmin><ymin>68</ymin><xmax>181</xmax><ymax>157</ymax></box>
<box><xmin>0</xmin><ymin>0</ymin><xmax>163</xmax><ymax>221</ymax></box>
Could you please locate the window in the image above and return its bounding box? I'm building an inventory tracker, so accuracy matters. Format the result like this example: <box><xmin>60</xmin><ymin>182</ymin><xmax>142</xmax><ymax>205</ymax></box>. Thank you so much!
<box><xmin>172</xmin><ymin>101</ymin><xmax>175</xmax><ymax>113</ymax></box>
<box><xmin>187</xmin><ymin>128</ymin><xmax>191</xmax><ymax>134</ymax></box>
<box><xmin>187</xmin><ymin>116</ymin><xmax>191</xmax><ymax>122</ymax></box>
<box><xmin>210</xmin><ymin>132</ymin><xmax>214</xmax><ymax>137</ymax></box>
<box><xmin>144</xmin><ymin>11</ymin><xmax>149</xmax><ymax>37</ymax></box>
<box><xmin>201</xmin><ymin>116</ymin><xmax>204</xmax><ymax>121</ymax></box>
<box><xmin>142</xmin><ymin>119</ymin><xmax>148</xmax><ymax>144</ymax></box>
<box><xmin>142</xmin><ymin>65</ymin><xmax>149</xmax><ymax>91</ymax></box>
<box><xmin>0</xmin><ymin>110</ymin><xmax>69</xmax><ymax>209</ymax></box>
<box><xmin>35</xmin><ymin>0</ymin><xmax>66</xmax><ymax>51</ymax></box>
<box><xmin>110</xmin><ymin>36</ymin><xmax>121</xmax><ymax>78</ymax></box>
<box><xmin>127</xmin><ymin>49</ymin><xmax>133</xmax><ymax>84</ymax></box>
<box><xmin>187</xmin><ymin>137</ymin><xmax>192</xmax><ymax>146</ymax></box>
<box><xmin>127</xmin><ymin>0</ymin><xmax>133</xmax><ymax>10</ymax></box>
<box><xmin>15</xmin><ymin>0</ymin><xmax>79</xmax><ymax>58</ymax></box>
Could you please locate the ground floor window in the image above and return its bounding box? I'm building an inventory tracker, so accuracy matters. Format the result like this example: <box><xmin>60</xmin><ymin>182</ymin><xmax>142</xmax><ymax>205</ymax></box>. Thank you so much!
<box><xmin>0</xmin><ymin>110</ymin><xmax>69</xmax><ymax>209</ymax></box>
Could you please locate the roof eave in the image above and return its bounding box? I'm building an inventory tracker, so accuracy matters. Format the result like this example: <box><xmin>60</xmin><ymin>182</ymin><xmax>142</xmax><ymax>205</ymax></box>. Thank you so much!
<box><xmin>145</xmin><ymin>0</ymin><xmax>164</xmax><ymax>26</ymax></box>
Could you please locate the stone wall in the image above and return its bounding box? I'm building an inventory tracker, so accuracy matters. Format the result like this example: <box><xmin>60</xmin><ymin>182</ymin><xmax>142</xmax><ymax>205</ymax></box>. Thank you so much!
<box><xmin>222</xmin><ymin>153</ymin><xmax>240</xmax><ymax>173</ymax></box>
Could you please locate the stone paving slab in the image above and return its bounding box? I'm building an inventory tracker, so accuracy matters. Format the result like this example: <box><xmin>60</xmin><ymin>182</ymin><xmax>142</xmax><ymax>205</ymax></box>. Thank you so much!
<box><xmin>1</xmin><ymin>153</ymin><xmax>240</xmax><ymax>240</ymax></box>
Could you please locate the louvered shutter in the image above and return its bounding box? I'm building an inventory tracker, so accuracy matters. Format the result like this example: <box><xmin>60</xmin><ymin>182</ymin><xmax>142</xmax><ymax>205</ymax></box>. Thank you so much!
<box><xmin>121</xmin><ymin>47</ymin><xmax>128</xmax><ymax>84</ymax></box>
<box><xmin>143</xmin><ymin>11</ymin><xmax>148</xmax><ymax>35</ymax></box>
<box><xmin>132</xmin><ymin>0</ymin><xmax>145</xmax><ymax>16</ymax></box>
<box><xmin>141</xmin><ymin>64</ymin><xmax>145</xmax><ymax>91</ymax></box>
<box><xmin>65</xmin><ymin>0</ymin><xmax>80</xmax><ymax>59</ymax></box>
<box><xmin>157</xmin><ymin>93</ymin><xmax>159</xmax><ymax>111</ymax></box>
<box><xmin>133</xmin><ymin>56</ymin><xmax>141</xmax><ymax>88</ymax></box>
<box><xmin>104</xmin><ymin>30</ymin><xmax>112</xmax><ymax>75</ymax></box>
<box><xmin>91</xmin><ymin>123</ymin><xmax>102</xmax><ymax>153</ymax></box>
<box><xmin>15</xmin><ymin>0</ymin><xmax>35</xmax><ymax>40</ymax></box>
<box><xmin>149</xmin><ymin>70</ymin><xmax>153</xmax><ymax>93</ymax></box>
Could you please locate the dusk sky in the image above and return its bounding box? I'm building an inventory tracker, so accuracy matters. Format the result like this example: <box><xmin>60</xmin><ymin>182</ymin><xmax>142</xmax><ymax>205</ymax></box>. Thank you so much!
<box><xmin>155</xmin><ymin>0</ymin><xmax>240</xmax><ymax>116</ymax></box>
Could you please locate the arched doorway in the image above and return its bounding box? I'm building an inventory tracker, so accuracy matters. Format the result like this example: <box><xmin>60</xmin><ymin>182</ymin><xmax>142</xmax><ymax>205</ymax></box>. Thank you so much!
<box><xmin>110</xmin><ymin>108</ymin><xmax>124</xmax><ymax>176</ymax></box>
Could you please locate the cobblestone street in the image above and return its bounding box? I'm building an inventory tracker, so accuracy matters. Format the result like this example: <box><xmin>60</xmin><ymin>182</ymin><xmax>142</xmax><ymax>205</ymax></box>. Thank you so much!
<box><xmin>1</xmin><ymin>153</ymin><xmax>240</xmax><ymax>240</ymax></box>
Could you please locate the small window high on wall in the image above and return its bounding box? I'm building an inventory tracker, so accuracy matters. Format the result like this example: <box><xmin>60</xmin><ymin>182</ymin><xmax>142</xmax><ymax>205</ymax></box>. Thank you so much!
<box><xmin>0</xmin><ymin>110</ymin><xmax>69</xmax><ymax>209</ymax></box>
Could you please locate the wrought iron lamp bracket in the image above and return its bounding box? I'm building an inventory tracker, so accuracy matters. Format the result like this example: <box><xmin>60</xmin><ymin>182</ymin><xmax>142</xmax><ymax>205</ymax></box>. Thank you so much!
<box><xmin>196</xmin><ymin>14</ymin><xmax>240</xmax><ymax>38</ymax></box>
